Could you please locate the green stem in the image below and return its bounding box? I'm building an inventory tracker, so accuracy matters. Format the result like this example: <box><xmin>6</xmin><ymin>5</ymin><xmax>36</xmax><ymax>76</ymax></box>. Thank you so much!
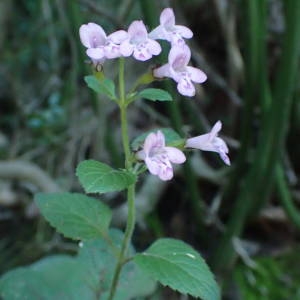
<box><xmin>108</xmin><ymin>58</ymin><xmax>136</xmax><ymax>300</ymax></box>
<box><xmin>108</xmin><ymin>185</ymin><xmax>135</xmax><ymax>300</ymax></box>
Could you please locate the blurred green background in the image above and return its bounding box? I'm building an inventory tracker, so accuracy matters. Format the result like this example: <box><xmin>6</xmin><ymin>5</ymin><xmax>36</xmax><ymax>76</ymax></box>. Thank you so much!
<box><xmin>0</xmin><ymin>0</ymin><xmax>300</xmax><ymax>299</ymax></box>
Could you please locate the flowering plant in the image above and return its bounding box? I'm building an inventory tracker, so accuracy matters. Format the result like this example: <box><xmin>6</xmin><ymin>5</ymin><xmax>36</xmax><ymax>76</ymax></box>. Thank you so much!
<box><xmin>0</xmin><ymin>8</ymin><xmax>229</xmax><ymax>300</ymax></box>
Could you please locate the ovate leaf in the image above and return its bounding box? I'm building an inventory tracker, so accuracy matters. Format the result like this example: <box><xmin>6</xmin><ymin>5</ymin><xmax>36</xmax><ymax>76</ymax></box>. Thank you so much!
<box><xmin>76</xmin><ymin>160</ymin><xmax>136</xmax><ymax>193</ymax></box>
<box><xmin>0</xmin><ymin>231</ymin><xmax>156</xmax><ymax>300</ymax></box>
<box><xmin>138</xmin><ymin>88</ymin><xmax>172</xmax><ymax>101</ymax></box>
<box><xmin>84</xmin><ymin>75</ymin><xmax>116</xmax><ymax>100</ymax></box>
<box><xmin>35</xmin><ymin>193</ymin><xmax>112</xmax><ymax>240</ymax></box>
<box><xmin>0</xmin><ymin>255</ymin><xmax>93</xmax><ymax>300</ymax></box>
<box><xmin>131</xmin><ymin>128</ymin><xmax>183</xmax><ymax>151</ymax></box>
<box><xmin>134</xmin><ymin>238</ymin><xmax>220</xmax><ymax>300</ymax></box>
<box><xmin>78</xmin><ymin>229</ymin><xmax>156</xmax><ymax>300</ymax></box>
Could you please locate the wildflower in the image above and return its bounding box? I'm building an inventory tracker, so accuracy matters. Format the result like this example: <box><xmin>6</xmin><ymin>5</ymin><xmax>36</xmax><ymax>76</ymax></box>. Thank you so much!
<box><xmin>79</xmin><ymin>22</ymin><xmax>127</xmax><ymax>61</ymax></box>
<box><xmin>185</xmin><ymin>121</ymin><xmax>230</xmax><ymax>165</ymax></box>
<box><xmin>136</xmin><ymin>131</ymin><xmax>186</xmax><ymax>181</ymax></box>
<box><xmin>154</xmin><ymin>45</ymin><xmax>207</xmax><ymax>97</ymax></box>
<box><xmin>120</xmin><ymin>21</ymin><xmax>162</xmax><ymax>61</ymax></box>
<box><xmin>149</xmin><ymin>8</ymin><xmax>193</xmax><ymax>46</ymax></box>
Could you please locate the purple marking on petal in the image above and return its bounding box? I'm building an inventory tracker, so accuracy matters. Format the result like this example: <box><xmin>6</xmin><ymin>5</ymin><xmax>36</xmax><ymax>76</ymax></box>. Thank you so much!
<box><xmin>169</xmin><ymin>45</ymin><xmax>191</xmax><ymax>70</ymax></box>
<box><xmin>128</xmin><ymin>20</ymin><xmax>148</xmax><ymax>44</ymax></box>
<box><xmin>119</xmin><ymin>40</ymin><xmax>133</xmax><ymax>57</ymax></box>
<box><xmin>138</xmin><ymin>130</ymin><xmax>186</xmax><ymax>181</ymax></box>
<box><xmin>177</xmin><ymin>78</ymin><xmax>195</xmax><ymax>97</ymax></box>
<box><xmin>147</xmin><ymin>39</ymin><xmax>162</xmax><ymax>55</ymax></box>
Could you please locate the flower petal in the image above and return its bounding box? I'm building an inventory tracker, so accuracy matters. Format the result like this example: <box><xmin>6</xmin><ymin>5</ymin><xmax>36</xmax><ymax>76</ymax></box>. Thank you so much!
<box><xmin>160</xmin><ymin>8</ymin><xmax>175</xmax><ymax>28</ymax></box>
<box><xmin>177</xmin><ymin>78</ymin><xmax>195</xmax><ymax>97</ymax></box>
<box><xmin>104</xmin><ymin>43</ymin><xmax>121</xmax><ymax>59</ymax></box>
<box><xmin>174</xmin><ymin>25</ymin><xmax>193</xmax><ymax>39</ymax></box>
<box><xmin>145</xmin><ymin>157</ymin><xmax>160</xmax><ymax>175</ymax></box>
<box><xmin>156</xmin><ymin>131</ymin><xmax>165</xmax><ymax>147</ymax></box>
<box><xmin>187</xmin><ymin>66</ymin><xmax>207</xmax><ymax>83</ymax></box>
<box><xmin>79</xmin><ymin>23</ymin><xmax>106</xmax><ymax>48</ymax></box>
<box><xmin>153</xmin><ymin>64</ymin><xmax>171</xmax><ymax>78</ymax></box>
<box><xmin>165</xmin><ymin>147</ymin><xmax>186</xmax><ymax>164</ymax></box>
<box><xmin>108</xmin><ymin>30</ymin><xmax>128</xmax><ymax>43</ymax></box>
<box><xmin>149</xmin><ymin>25</ymin><xmax>167</xmax><ymax>40</ymax></box>
<box><xmin>169</xmin><ymin>45</ymin><xmax>191</xmax><ymax>70</ymax></box>
<box><xmin>147</xmin><ymin>39</ymin><xmax>162</xmax><ymax>55</ymax></box>
<box><xmin>219</xmin><ymin>151</ymin><xmax>231</xmax><ymax>166</ymax></box>
<box><xmin>133</xmin><ymin>47</ymin><xmax>152</xmax><ymax>61</ymax></box>
<box><xmin>119</xmin><ymin>40</ymin><xmax>134</xmax><ymax>57</ymax></box>
<box><xmin>210</xmin><ymin>121</ymin><xmax>222</xmax><ymax>139</ymax></box>
<box><xmin>143</xmin><ymin>132</ymin><xmax>157</xmax><ymax>155</ymax></box>
<box><xmin>185</xmin><ymin>133</ymin><xmax>210</xmax><ymax>150</ymax></box>
<box><xmin>86</xmin><ymin>48</ymin><xmax>105</xmax><ymax>60</ymax></box>
<box><xmin>128</xmin><ymin>20</ymin><xmax>148</xmax><ymax>41</ymax></box>
<box><xmin>214</xmin><ymin>137</ymin><xmax>229</xmax><ymax>153</ymax></box>
<box><xmin>158</xmin><ymin>165</ymin><xmax>174</xmax><ymax>181</ymax></box>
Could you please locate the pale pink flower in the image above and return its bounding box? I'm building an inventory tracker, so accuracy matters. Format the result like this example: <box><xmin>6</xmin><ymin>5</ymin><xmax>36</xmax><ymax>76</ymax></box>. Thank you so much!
<box><xmin>185</xmin><ymin>121</ymin><xmax>230</xmax><ymax>165</ymax></box>
<box><xmin>137</xmin><ymin>131</ymin><xmax>186</xmax><ymax>181</ymax></box>
<box><xmin>79</xmin><ymin>22</ymin><xmax>127</xmax><ymax>61</ymax></box>
<box><xmin>149</xmin><ymin>8</ymin><xmax>193</xmax><ymax>46</ymax></box>
<box><xmin>154</xmin><ymin>45</ymin><xmax>207</xmax><ymax>97</ymax></box>
<box><xmin>120</xmin><ymin>21</ymin><xmax>162</xmax><ymax>61</ymax></box>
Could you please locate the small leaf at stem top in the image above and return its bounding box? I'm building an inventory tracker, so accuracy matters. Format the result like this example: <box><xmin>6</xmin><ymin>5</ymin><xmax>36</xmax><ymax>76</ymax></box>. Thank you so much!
<box><xmin>138</xmin><ymin>88</ymin><xmax>172</xmax><ymax>101</ymax></box>
<box><xmin>84</xmin><ymin>75</ymin><xmax>116</xmax><ymax>100</ymax></box>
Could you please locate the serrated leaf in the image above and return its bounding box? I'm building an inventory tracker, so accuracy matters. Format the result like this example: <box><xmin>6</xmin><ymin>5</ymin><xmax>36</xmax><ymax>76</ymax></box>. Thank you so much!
<box><xmin>84</xmin><ymin>75</ymin><xmax>116</xmax><ymax>100</ymax></box>
<box><xmin>35</xmin><ymin>193</ymin><xmax>112</xmax><ymax>240</ymax></box>
<box><xmin>78</xmin><ymin>229</ymin><xmax>156</xmax><ymax>300</ymax></box>
<box><xmin>0</xmin><ymin>255</ymin><xmax>93</xmax><ymax>300</ymax></box>
<box><xmin>131</xmin><ymin>128</ymin><xmax>182</xmax><ymax>151</ymax></box>
<box><xmin>76</xmin><ymin>160</ymin><xmax>136</xmax><ymax>194</ymax></box>
<box><xmin>0</xmin><ymin>231</ymin><xmax>156</xmax><ymax>300</ymax></box>
<box><xmin>139</xmin><ymin>88</ymin><xmax>172</xmax><ymax>101</ymax></box>
<box><xmin>134</xmin><ymin>238</ymin><xmax>220</xmax><ymax>300</ymax></box>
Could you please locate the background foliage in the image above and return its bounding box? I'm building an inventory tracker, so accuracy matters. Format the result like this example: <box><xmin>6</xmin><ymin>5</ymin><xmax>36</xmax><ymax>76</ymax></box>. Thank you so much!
<box><xmin>0</xmin><ymin>0</ymin><xmax>300</xmax><ymax>299</ymax></box>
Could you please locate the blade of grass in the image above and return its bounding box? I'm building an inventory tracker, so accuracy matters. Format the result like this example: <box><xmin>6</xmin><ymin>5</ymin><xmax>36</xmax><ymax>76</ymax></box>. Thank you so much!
<box><xmin>212</xmin><ymin>0</ymin><xmax>300</xmax><ymax>272</ymax></box>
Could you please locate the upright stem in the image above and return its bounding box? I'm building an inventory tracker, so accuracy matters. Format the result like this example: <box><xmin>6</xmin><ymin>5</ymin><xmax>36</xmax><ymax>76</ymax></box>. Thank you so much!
<box><xmin>108</xmin><ymin>58</ymin><xmax>136</xmax><ymax>300</ymax></box>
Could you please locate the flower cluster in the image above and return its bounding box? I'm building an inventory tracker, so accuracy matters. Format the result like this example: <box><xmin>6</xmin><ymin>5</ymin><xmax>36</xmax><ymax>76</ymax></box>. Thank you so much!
<box><xmin>79</xmin><ymin>8</ymin><xmax>206</xmax><ymax>97</ymax></box>
<box><xmin>137</xmin><ymin>121</ymin><xmax>230</xmax><ymax>181</ymax></box>
<box><xmin>79</xmin><ymin>8</ymin><xmax>230</xmax><ymax>182</ymax></box>
<box><xmin>79</xmin><ymin>20</ymin><xmax>161</xmax><ymax>64</ymax></box>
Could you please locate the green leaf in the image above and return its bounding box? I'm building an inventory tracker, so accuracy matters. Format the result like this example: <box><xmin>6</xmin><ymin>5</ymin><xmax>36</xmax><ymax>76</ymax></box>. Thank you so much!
<box><xmin>138</xmin><ymin>88</ymin><xmax>172</xmax><ymax>101</ymax></box>
<box><xmin>134</xmin><ymin>238</ymin><xmax>220</xmax><ymax>300</ymax></box>
<box><xmin>76</xmin><ymin>160</ymin><xmax>136</xmax><ymax>194</ymax></box>
<box><xmin>35</xmin><ymin>193</ymin><xmax>112</xmax><ymax>240</ymax></box>
<box><xmin>78</xmin><ymin>229</ymin><xmax>156</xmax><ymax>300</ymax></box>
<box><xmin>0</xmin><ymin>230</ymin><xmax>156</xmax><ymax>300</ymax></box>
<box><xmin>0</xmin><ymin>255</ymin><xmax>93</xmax><ymax>300</ymax></box>
<box><xmin>131</xmin><ymin>128</ymin><xmax>183</xmax><ymax>151</ymax></box>
<box><xmin>84</xmin><ymin>75</ymin><xmax>116</xmax><ymax>100</ymax></box>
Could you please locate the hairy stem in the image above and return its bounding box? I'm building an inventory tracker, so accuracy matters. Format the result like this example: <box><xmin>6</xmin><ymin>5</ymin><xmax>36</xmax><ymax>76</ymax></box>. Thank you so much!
<box><xmin>108</xmin><ymin>58</ymin><xmax>136</xmax><ymax>300</ymax></box>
